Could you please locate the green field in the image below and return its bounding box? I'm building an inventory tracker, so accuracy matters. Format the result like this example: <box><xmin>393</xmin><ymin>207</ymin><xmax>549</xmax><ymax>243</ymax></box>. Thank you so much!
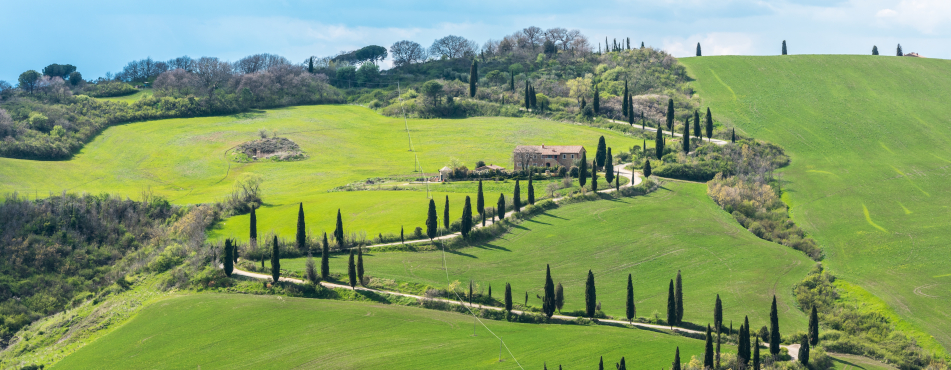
<box><xmin>680</xmin><ymin>55</ymin><xmax>951</xmax><ymax>353</ymax></box>
<box><xmin>0</xmin><ymin>105</ymin><xmax>641</xmax><ymax>239</ymax></box>
<box><xmin>283</xmin><ymin>182</ymin><xmax>814</xmax><ymax>332</ymax></box>
<box><xmin>53</xmin><ymin>294</ymin><xmax>705</xmax><ymax>369</ymax></box>
<box><xmin>93</xmin><ymin>88</ymin><xmax>153</xmax><ymax>103</ymax></box>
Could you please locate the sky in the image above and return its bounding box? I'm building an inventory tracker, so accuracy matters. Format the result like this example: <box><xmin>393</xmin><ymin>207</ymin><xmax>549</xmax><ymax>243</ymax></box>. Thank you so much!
<box><xmin>1</xmin><ymin>0</ymin><xmax>950</xmax><ymax>82</ymax></box>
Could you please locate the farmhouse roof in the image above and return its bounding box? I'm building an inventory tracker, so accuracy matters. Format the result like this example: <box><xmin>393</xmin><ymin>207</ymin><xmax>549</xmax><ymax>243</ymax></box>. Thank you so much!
<box><xmin>515</xmin><ymin>145</ymin><xmax>585</xmax><ymax>155</ymax></box>
<box><xmin>904</xmin><ymin>52</ymin><xmax>924</xmax><ymax>58</ymax></box>
<box><xmin>475</xmin><ymin>164</ymin><xmax>505</xmax><ymax>171</ymax></box>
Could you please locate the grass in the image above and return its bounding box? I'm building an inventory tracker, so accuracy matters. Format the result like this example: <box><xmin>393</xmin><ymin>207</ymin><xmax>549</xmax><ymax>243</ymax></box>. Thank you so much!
<box><xmin>93</xmin><ymin>88</ymin><xmax>153</xmax><ymax>102</ymax></box>
<box><xmin>680</xmin><ymin>55</ymin><xmax>951</xmax><ymax>354</ymax></box>
<box><xmin>281</xmin><ymin>182</ymin><xmax>815</xmax><ymax>332</ymax></box>
<box><xmin>0</xmin><ymin>105</ymin><xmax>642</xmax><ymax>239</ymax></box>
<box><xmin>52</xmin><ymin>293</ymin><xmax>705</xmax><ymax>369</ymax></box>
<box><xmin>830</xmin><ymin>353</ymin><xmax>898</xmax><ymax>370</ymax></box>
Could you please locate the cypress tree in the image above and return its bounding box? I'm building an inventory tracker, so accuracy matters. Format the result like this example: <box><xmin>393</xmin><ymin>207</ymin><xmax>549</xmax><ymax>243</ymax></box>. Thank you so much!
<box><xmin>591</xmin><ymin>160</ymin><xmax>598</xmax><ymax>192</ymax></box>
<box><xmin>357</xmin><ymin>247</ymin><xmax>364</xmax><ymax>285</ymax></box>
<box><xmin>347</xmin><ymin>249</ymin><xmax>356</xmax><ymax>288</ymax></box>
<box><xmin>626</xmin><ymin>273</ymin><xmax>635</xmax><ymax>322</ymax></box>
<box><xmin>497</xmin><ymin>193</ymin><xmax>505</xmax><ymax>220</ymax></box>
<box><xmin>782</xmin><ymin>40</ymin><xmax>788</xmax><ymax>55</ymax></box>
<box><xmin>504</xmin><ymin>283</ymin><xmax>513</xmax><ymax>311</ymax></box>
<box><xmin>872</xmin><ymin>45</ymin><xmax>879</xmax><ymax>55</ymax></box>
<box><xmin>809</xmin><ymin>305</ymin><xmax>820</xmax><ymax>346</ymax></box>
<box><xmin>585</xmin><ymin>270</ymin><xmax>597</xmax><ymax>317</ymax></box>
<box><xmin>513</xmin><ymin>180</ymin><xmax>521</xmax><ymax>212</ymax></box>
<box><xmin>641</xmin><ymin>41</ymin><xmax>645</xmax><ymax>48</ymax></box>
<box><xmin>596</xmin><ymin>136</ymin><xmax>606</xmax><ymax>169</ymax></box>
<box><xmin>798</xmin><ymin>337</ymin><xmax>811</xmax><ymax>367</ymax></box>
<box><xmin>469</xmin><ymin>60</ymin><xmax>478</xmax><ymax>97</ymax></box>
<box><xmin>642</xmin><ymin>139</ymin><xmax>646</xmax><ymax>155</ymax></box>
<box><xmin>655</xmin><ymin>124</ymin><xmax>664</xmax><ymax>159</ymax></box>
<box><xmin>738</xmin><ymin>322</ymin><xmax>748</xmax><ymax>365</ymax></box>
<box><xmin>673</xmin><ymin>347</ymin><xmax>681</xmax><ymax>370</ymax></box>
<box><xmin>528</xmin><ymin>174</ymin><xmax>535</xmax><ymax>205</ymax></box>
<box><xmin>400</xmin><ymin>226</ymin><xmax>404</xmax><ymax>244</ymax></box>
<box><xmin>682</xmin><ymin>119</ymin><xmax>691</xmax><ymax>153</ymax></box>
<box><xmin>600</xmin><ymin>356</ymin><xmax>604</xmax><ymax>370</ymax></box>
<box><xmin>525</xmin><ymin>291</ymin><xmax>528</xmax><ymax>307</ymax></box>
<box><xmin>469</xmin><ymin>280</ymin><xmax>473</xmax><ymax>303</ymax></box>
<box><xmin>477</xmin><ymin>180</ymin><xmax>485</xmax><ymax>226</ymax></box>
<box><xmin>334</xmin><ymin>209</ymin><xmax>344</xmax><ymax>248</ymax></box>
<box><xmin>443</xmin><ymin>196</ymin><xmax>450</xmax><ymax>230</ymax></box>
<box><xmin>543</xmin><ymin>264</ymin><xmax>555</xmax><ymax>318</ymax></box>
<box><xmin>694</xmin><ymin>110</ymin><xmax>701</xmax><ymax>138</ymax></box>
<box><xmin>555</xmin><ymin>282</ymin><xmax>564</xmax><ymax>313</ymax></box>
<box><xmin>223</xmin><ymin>239</ymin><xmax>234</xmax><ymax>277</ymax></box>
<box><xmin>270</xmin><ymin>235</ymin><xmax>280</xmax><ymax>283</ymax></box>
<box><xmin>510</xmin><ymin>72</ymin><xmax>515</xmax><ymax>91</ymax></box>
<box><xmin>593</xmin><ymin>87</ymin><xmax>600</xmax><ymax>114</ymax></box>
<box><xmin>666</xmin><ymin>98</ymin><xmax>674</xmax><ymax>134</ymax></box>
<box><xmin>696</xmin><ymin>42</ymin><xmax>702</xmax><ymax>56</ymax></box>
<box><xmin>675</xmin><ymin>270</ymin><xmax>684</xmax><ymax>324</ymax></box>
<box><xmin>622</xmin><ymin>81</ymin><xmax>629</xmax><ymax>116</ymax></box>
<box><xmin>604</xmin><ymin>148</ymin><xmax>614</xmax><ymax>184</ymax></box>
<box><xmin>716</xmin><ymin>327</ymin><xmax>722</xmax><ymax>369</ymax></box>
<box><xmin>321</xmin><ymin>232</ymin><xmax>329</xmax><ymax>279</ymax></box>
<box><xmin>897</xmin><ymin>44</ymin><xmax>903</xmax><ymax>56</ymax></box>
<box><xmin>627</xmin><ymin>95</ymin><xmax>635</xmax><ymax>125</ymax></box>
<box><xmin>524</xmin><ymin>81</ymin><xmax>530</xmax><ymax>109</ymax></box>
<box><xmin>705</xmin><ymin>107</ymin><xmax>713</xmax><ymax>141</ymax></box>
<box><xmin>530</xmin><ymin>86</ymin><xmax>537</xmax><ymax>109</ymax></box>
<box><xmin>714</xmin><ymin>294</ymin><xmax>723</xmax><ymax>330</ymax></box>
<box><xmin>644</xmin><ymin>159</ymin><xmax>652</xmax><ymax>178</ymax></box>
<box><xmin>743</xmin><ymin>316</ymin><xmax>752</xmax><ymax>362</ymax></box>
<box><xmin>249</xmin><ymin>206</ymin><xmax>257</xmax><ymax>245</ymax></box>
<box><xmin>581</xmin><ymin>96</ymin><xmax>586</xmax><ymax>109</ymax></box>
<box><xmin>488</xmin><ymin>285</ymin><xmax>492</xmax><ymax>299</ymax></box>
<box><xmin>627</xmin><ymin>37</ymin><xmax>631</xmax><ymax>49</ymax></box>
<box><xmin>704</xmin><ymin>325</ymin><xmax>715</xmax><ymax>369</ymax></box>
<box><xmin>667</xmin><ymin>279</ymin><xmax>676</xmax><ymax>328</ymax></box>
<box><xmin>579</xmin><ymin>151</ymin><xmax>588</xmax><ymax>187</ymax></box>
<box><xmin>461</xmin><ymin>196</ymin><xmax>472</xmax><ymax>238</ymax></box>
<box><xmin>426</xmin><ymin>199</ymin><xmax>438</xmax><ymax>241</ymax></box>
<box><xmin>769</xmin><ymin>295</ymin><xmax>781</xmax><ymax>355</ymax></box>
<box><xmin>732</xmin><ymin>128</ymin><xmax>736</xmax><ymax>143</ymax></box>
<box><xmin>615</xmin><ymin>169</ymin><xmax>620</xmax><ymax>191</ymax></box>
<box><xmin>297</xmin><ymin>203</ymin><xmax>306</xmax><ymax>254</ymax></box>
<box><xmin>753</xmin><ymin>339</ymin><xmax>761</xmax><ymax>370</ymax></box>
<box><xmin>308</xmin><ymin>57</ymin><xmax>314</xmax><ymax>74</ymax></box>
<box><xmin>619</xmin><ymin>357</ymin><xmax>626</xmax><ymax>370</ymax></box>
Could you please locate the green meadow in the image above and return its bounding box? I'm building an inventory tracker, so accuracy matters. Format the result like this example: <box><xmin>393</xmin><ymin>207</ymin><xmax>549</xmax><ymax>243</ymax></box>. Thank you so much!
<box><xmin>92</xmin><ymin>88</ymin><xmax>153</xmax><ymax>103</ymax></box>
<box><xmin>283</xmin><ymin>182</ymin><xmax>814</xmax><ymax>332</ymax></box>
<box><xmin>53</xmin><ymin>294</ymin><xmax>705</xmax><ymax>369</ymax></box>
<box><xmin>680</xmin><ymin>55</ymin><xmax>951</xmax><ymax>353</ymax></box>
<box><xmin>0</xmin><ymin>105</ymin><xmax>641</xmax><ymax>239</ymax></box>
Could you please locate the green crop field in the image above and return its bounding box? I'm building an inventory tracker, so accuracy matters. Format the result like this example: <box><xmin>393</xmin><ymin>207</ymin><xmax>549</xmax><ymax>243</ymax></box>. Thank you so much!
<box><xmin>93</xmin><ymin>88</ymin><xmax>153</xmax><ymax>102</ymax></box>
<box><xmin>282</xmin><ymin>182</ymin><xmax>814</xmax><ymax>332</ymax></box>
<box><xmin>52</xmin><ymin>294</ymin><xmax>704</xmax><ymax>369</ymax></box>
<box><xmin>0</xmin><ymin>105</ymin><xmax>640</xmax><ymax>239</ymax></box>
<box><xmin>680</xmin><ymin>55</ymin><xmax>951</xmax><ymax>353</ymax></box>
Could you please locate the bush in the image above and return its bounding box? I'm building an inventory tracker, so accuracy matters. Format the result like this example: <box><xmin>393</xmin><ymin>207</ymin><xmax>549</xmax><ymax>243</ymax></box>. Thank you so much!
<box><xmin>148</xmin><ymin>244</ymin><xmax>186</xmax><ymax>273</ymax></box>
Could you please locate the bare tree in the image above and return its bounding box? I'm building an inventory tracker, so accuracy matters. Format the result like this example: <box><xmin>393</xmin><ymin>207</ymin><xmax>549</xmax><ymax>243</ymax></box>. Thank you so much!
<box><xmin>513</xmin><ymin>146</ymin><xmax>540</xmax><ymax>172</ymax></box>
<box><xmin>544</xmin><ymin>28</ymin><xmax>568</xmax><ymax>49</ymax></box>
<box><xmin>167</xmin><ymin>56</ymin><xmax>195</xmax><ymax>72</ymax></box>
<box><xmin>194</xmin><ymin>57</ymin><xmax>233</xmax><ymax>95</ymax></box>
<box><xmin>564</xmin><ymin>29</ymin><xmax>582</xmax><ymax>51</ymax></box>
<box><xmin>482</xmin><ymin>39</ymin><xmax>500</xmax><ymax>57</ymax></box>
<box><xmin>390</xmin><ymin>40</ymin><xmax>428</xmax><ymax>67</ymax></box>
<box><xmin>430</xmin><ymin>35</ymin><xmax>478</xmax><ymax>59</ymax></box>
<box><xmin>571</xmin><ymin>34</ymin><xmax>593</xmax><ymax>57</ymax></box>
<box><xmin>522</xmin><ymin>26</ymin><xmax>543</xmax><ymax>50</ymax></box>
<box><xmin>154</xmin><ymin>69</ymin><xmax>202</xmax><ymax>97</ymax></box>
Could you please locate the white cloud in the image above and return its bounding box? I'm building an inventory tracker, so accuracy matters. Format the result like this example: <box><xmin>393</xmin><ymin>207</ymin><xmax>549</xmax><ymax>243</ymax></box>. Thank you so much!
<box><xmin>873</xmin><ymin>0</ymin><xmax>951</xmax><ymax>34</ymax></box>
<box><xmin>663</xmin><ymin>32</ymin><xmax>757</xmax><ymax>57</ymax></box>
<box><xmin>876</xmin><ymin>8</ymin><xmax>898</xmax><ymax>17</ymax></box>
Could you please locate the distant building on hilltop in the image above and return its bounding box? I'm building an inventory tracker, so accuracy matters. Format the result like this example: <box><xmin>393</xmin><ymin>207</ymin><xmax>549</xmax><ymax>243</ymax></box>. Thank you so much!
<box><xmin>904</xmin><ymin>52</ymin><xmax>924</xmax><ymax>58</ymax></box>
<box><xmin>513</xmin><ymin>144</ymin><xmax>586</xmax><ymax>170</ymax></box>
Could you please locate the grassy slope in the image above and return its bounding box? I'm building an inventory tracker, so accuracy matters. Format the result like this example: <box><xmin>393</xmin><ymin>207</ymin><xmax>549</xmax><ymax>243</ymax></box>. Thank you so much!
<box><xmin>94</xmin><ymin>88</ymin><xmax>153</xmax><ymax>103</ymax></box>
<box><xmin>283</xmin><ymin>182</ymin><xmax>814</xmax><ymax>331</ymax></box>
<box><xmin>52</xmin><ymin>294</ymin><xmax>704</xmax><ymax>369</ymax></box>
<box><xmin>0</xmin><ymin>105</ymin><xmax>640</xmax><ymax>239</ymax></box>
<box><xmin>680</xmin><ymin>55</ymin><xmax>951</xmax><ymax>353</ymax></box>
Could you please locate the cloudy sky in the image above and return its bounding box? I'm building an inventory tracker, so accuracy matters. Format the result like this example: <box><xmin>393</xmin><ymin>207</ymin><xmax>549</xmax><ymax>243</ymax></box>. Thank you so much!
<box><xmin>2</xmin><ymin>0</ymin><xmax>949</xmax><ymax>82</ymax></box>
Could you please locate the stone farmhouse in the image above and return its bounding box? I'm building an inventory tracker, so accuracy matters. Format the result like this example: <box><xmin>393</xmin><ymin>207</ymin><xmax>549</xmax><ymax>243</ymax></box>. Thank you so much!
<box><xmin>513</xmin><ymin>145</ymin><xmax>586</xmax><ymax>170</ymax></box>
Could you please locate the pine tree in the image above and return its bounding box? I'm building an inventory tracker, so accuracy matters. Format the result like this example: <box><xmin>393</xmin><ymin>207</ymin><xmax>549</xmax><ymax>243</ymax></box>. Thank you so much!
<box><xmin>769</xmin><ymin>295</ymin><xmax>781</xmax><ymax>355</ymax></box>
<box><xmin>308</xmin><ymin>57</ymin><xmax>314</xmax><ymax>74</ymax></box>
<box><xmin>585</xmin><ymin>270</ymin><xmax>597</xmax><ymax>317</ymax></box>
<box><xmin>799</xmin><ymin>337</ymin><xmax>811</xmax><ymax>366</ymax></box>
<box><xmin>461</xmin><ymin>196</ymin><xmax>472</xmax><ymax>238</ymax></box>
<box><xmin>593</xmin><ymin>87</ymin><xmax>600</xmax><ymax>114</ymax></box>
<box><xmin>426</xmin><ymin>199</ymin><xmax>438</xmax><ymax>241</ymax></box>
<box><xmin>321</xmin><ymin>232</ymin><xmax>329</xmax><ymax>279</ymax></box>
<box><xmin>543</xmin><ymin>264</ymin><xmax>556</xmax><ymax>318</ymax></box>
<box><xmin>591</xmin><ymin>161</ymin><xmax>598</xmax><ymax>192</ymax></box>
<box><xmin>714</xmin><ymin>294</ymin><xmax>723</xmax><ymax>330</ymax></box>
<box><xmin>334</xmin><ymin>209</ymin><xmax>344</xmax><ymax>248</ymax></box>
<box><xmin>694</xmin><ymin>110</ymin><xmax>701</xmax><ymax>138</ymax></box>
<box><xmin>297</xmin><ymin>203</ymin><xmax>306</xmax><ymax>254</ymax></box>
<box><xmin>469</xmin><ymin>60</ymin><xmax>478</xmax><ymax>97</ymax></box>
<box><xmin>271</xmin><ymin>235</ymin><xmax>280</xmax><ymax>283</ymax></box>
<box><xmin>667</xmin><ymin>279</ymin><xmax>676</xmax><ymax>328</ymax></box>
<box><xmin>809</xmin><ymin>305</ymin><xmax>819</xmax><ymax>346</ymax></box>
<box><xmin>626</xmin><ymin>273</ymin><xmax>635</xmax><ymax>322</ymax></box>
<box><xmin>644</xmin><ymin>159</ymin><xmax>652</xmax><ymax>178</ymax></box>
<box><xmin>528</xmin><ymin>174</ymin><xmax>536</xmax><ymax>204</ymax></box>
<box><xmin>872</xmin><ymin>45</ymin><xmax>879</xmax><ymax>55</ymax></box>
<box><xmin>697</xmin><ymin>42</ymin><xmax>702</xmax><ymax>56</ymax></box>
<box><xmin>223</xmin><ymin>239</ymin><xmax>234</xmax><ymax>277</ymax></box>
<box><xmin>504</xmin><ymin>283</ymin><xmax>513</xmax><ymax>311</ymax></box>
<box><xmin>673</xmin><ymin>347</ymin><xmax>682</xmax><ymax>370</ymax></box>
<box><xmin>622</xmin><ymin>81</ymin><xmax>629</xmax><ymax>116</ymax></box>
<box><xmin>705</xmin><ymin>107</ymin><xmax>713</xmax><ymax>141</ymax></box>
<box><xmin>655</xmin><ymin>124</ymin><xmax>664</xmax><ymax>159</ymax></box>
<box><xmin>682</xmin><ymin>119</ymin><xmax>691</xmax><ymax>153</ymax></box>
<box><xmin>753</xmin><ymin>339</ymin><xmax>761</xmax><ymax>370</ymax></box>
<box><xmin>666</xmin><ymin>98</ymin><xmax>675</xmax><ymax>134</ymax></box>
<box><xmin>477</xmin><ymin>180</ymin><xmax>485</xmax><ymax>226</ymax></box>
<box><xmin>347</xmin><ymin>249</ymin><xmax>356</xmax><ymax>288</ymax></box>
<box><xmin>513</xmin><ymin>180</ymin><xmax>521</xmax><ymax>212</ymax></box>
<box><xmin>555</xmin><ymin>282</ymin><xmax>564</xmax><ymax>313</ymax></box>
<box><xmin>675</xmin><ymin>270</ymin><xmax>684</xmax><ymax>324</ymax></box>
<box><xmin>249</xmin><ymin>206</ymin><xmax>257</xmax><ymax>245</ymax></box>
<box><xmin>497</xmin><ymin>193</ymin><xmax>506</xmax><ymax>220</ymax></box>
<box><xmin>605</xmin><ymin>148</ymin><xmax>614</xmax><ymax>183</ymax></box>
<box><xmin>596</xmin><ymin>136</ymin><xmax>607</xmax><ymax>169</ymax></box>
<box><xmin>579</xmin><ymin>151</ymin><xmax>588</xmax><ymax>187</ymax></box>
<box><xmin>782</xmin><ymin>40</ymin><xmax>788</xmax><ymax>55</ymax></box>
<box><xmin>897</xmin><ymin>44</ymin><xmax>903</xmax><ymax>56</ymax></box>
<box><xmin>357</xmin><ymin>247</ymin><xmax>364</xmax><ymax>285</ymax></box>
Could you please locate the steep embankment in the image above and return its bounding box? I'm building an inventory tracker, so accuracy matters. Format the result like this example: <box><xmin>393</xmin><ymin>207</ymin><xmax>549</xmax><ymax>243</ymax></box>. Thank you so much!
<box><xmin>681</xmin><ymin>55</ymin><xmax>951</xmax><ymax>354</ymax></box>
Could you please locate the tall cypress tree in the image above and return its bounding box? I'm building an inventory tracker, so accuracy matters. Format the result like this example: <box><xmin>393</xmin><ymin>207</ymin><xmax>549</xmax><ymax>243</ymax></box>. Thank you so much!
<box><xmin>249</xmin><ymin>206</ymin><xmax>257</xmax><ymax>245</ymax></box>
<box><xmin>334</xmin><ymin>209</ymin><xmax>344</xmax><ymax>248</ymax></box>
<box><xmin>644</xmin><ymin>159</ymin><xmax>652</xmax><ymax>178</ymax></box>
<box><xmin>673</xmin><ymin>347</ymin><xmax>681</xmax><ymax>370</ymax></box>
<box><xmin>732</xmin><ymin>128</ymin><xmax>736</xmax><ymax>143</ymax></box>
<box><xmin>655</xmin><ymin>125</ymin><xmax>664</xmax><ymax>159</ymax></box>
<box><xmin>596</xmin><ymin>136</ymin><xmax>607</xmax><ymax>169</ymax></box>
<box><xmin>579</xmin><ymin>151</ymin><xmax>588</xmax><ymax>187</ymax></box>
<box><xmin>461</xmin><ymin>196</ymin><xmax>472</xmax><ymax>238</ymax></box>
<box><xmin>694</xmin><ymin>110</ymin><xmax>701</xmax><ymax>138</ymax></box>
<box><xmin>696</xmin><ymin>42</ymin><xmax>702</xmax><ymax>56</ymax></box>
<box><xmin>604</xmin><ymin>148</ymin><xmax>614</xmax><ymax>184</ymax></box>
<box><xmin>809</xmin><ymin>305</ymin><xmax>820</xmax><ymax>346</ymax></box>
<box><xmin>627</xmin><ymin>95</ymin><xmax>635</xmax><ymax>125</ymax></box>
<box><xmin>682</xmin><ymin>119</ymin><xmax>691</xmax><ymax>153</ymax></box>
<box><xmin>667</xmin><ymin>279</ymin><xmax>676</xmax><ymax>328</ymax></box>
<box><xmin>626</xmin><ymin>273</ymin><xmax>635</xmax><ymax>322</ymax></box>
<box><xmin>675</xmin><ymin>270</ymin><xmax>684</xmax><ymax>324</ymax></box>
<box><xmin>223</xmin><ymin>239</ymin><xmax>234</xmax><ymax>277</ymax></box>
<box><xmin>769</xmin><ymin>295</ymin><xmax>781</xmax><ymax>355</ymax></box>
<box><xmin>641</xmin><ymin>41</ymin><xmax>645</xmax><ymax>48</ymax></box>
<box><xmin>666</xmin><ymin>98</ymin><xmax>675</xmax><ymax>134</ymax></box>
<box><xmin>270</xmin><ymin>235</ymin><xmax>280</xmax><ymax>283</ymax></box>
<box><xmin>297</xmin><ymin>203</ymin><xmax>306</xmax><ymax>254</ymax></box>
<box><xmin>426</xmin><ymin>199</ymin><xmax>438</xmax><ymax>241</ymax></box>
<box><xmin>497</xmin><ymin>193</ymin><xmax>505</xmax><ymax>220</ymax></box>
<box><xmin>782</xmin><ymin>40</ymin><xmax>788</xmax><ymax>55</ymax></box>
<box><xmin>622</xmin><ymin>81</ymin><xmax>629</xmax><ymax>117</ymax></box>
<box><xmin>443</xmin><ymin>196</ymin><xmax>450</xmax><ymax>230</ymax></box>
<box><xmin>591</xmin><ymin>161</ymin><xmax>598</xmax><ymax>192</ymax></box>
<box><xmin>799</xmin><ymin>337</ymin><xmax>811</xmax><ymax>367</ymax></box>
<box><xmin>477</xmin><ymin>180</ymin><xmax>485</xmax><ymax>226</ymax></box>
<box><xmin>531</xmin><ymin>86</ymin><xmax>537</xmax><ymax>109</ymax></box>
<box><xmin>753</xmin><ymin>339</ymin><xmax>761</xmax><ymax>370</ymax></box>
<box><xmin>510</xmin><ymin>72</ymin><xmax>515</xmax><ymax>91</ymax></box>
<box><xmin>897</xmin><ymin>44</ymin><xmax>903</xmax><ymax>56</ymax></box>
<box><xmin>704</xmin><ymin>325</ymin><xmax>715</xmax><ymax>369</ymax></box>
<box><xmin>400</xmin><ymin>226</ymin><xmax>404</xmax><ymax>244</ymax></box>
<box><xmin>743</xmin><ymin>316</ymin><xmax>752</xmax><ymax>362</ymax></box>
<box><xmin>513</xmin><ymin>180</ymin><xmax>522</xmax><ymax>212</ymax></box>
<box><xmin>308</xmin><ymin>57</ymin><xmax>314</xmax><ymax>74</ymax></box>
<box><xmin>504</xmin><ymin>283</ymin><xmax>513</xmax><ymax>311</ymax></box>
<box><xmin>593</xmin><ymin>87</ymin><xmax>600</xmax><ymax>114</ymax></box>
<box><xmin>347</xmin><ymin>249</ymin><xmax>356</xmax><ymax>288</ymax></box>
<box><xmin>581</xmin><ymin>96</ymin><xmax>586</xmax><ymax>110</ymax></box>
<box><xmin>872</xmin><ymin>45</ymin><xmax>879</xmax><ymax>55</ymax></box>
<box><xmin>714</xmin><ymin>294</ymin><xmax>723</xmax><ymax>330</ymax></box>
<box><xmin>527</xmin><ymin>174</ymin><xmax>535</xmax><ymax>205</ymax></box>
<box><xmin>555</xmin><ymin>282</ymin><xmax>564</xmax><ymax>313</ymax></box>
<box><xmin>585</xmin><ymin>270</ymin><xmax>597</xmax><ymax>317</ymax></box>
<box><xmin>524</xmin><ymin>81</ymin><xmax>530</xmax><ymax>109</ymax></box>
<box><xmin>738</xmin><ymin>322</ymin><xmax>748</xmax><ymax>365</ymax></box>
<box><xmin>320</xmin><ymin>232</ymin><xmax>329</xmax><ymax>279</ymax></box>
<box><xmin>600</xmin><ymin>356</ymin><xmax>604</xmax><ymax>370</ymax></box>
<box><xmin>357</xmin><ymin>247</ymin><xmax>364</xmax><ymax>285</ymax></box>
<box><xmin>705</xmin><ymin>107</ymin><xmax>713</xmax><ymax>141</ymax></box>
<box><xmin>469</xmin><ymin>60</ymin><xmax>478</xmax><ymax>97</ymax></box>
<box><xmin>543</xmin><ymin>264</ymin><xmax>555</xmax><ymax>318</ymax></box>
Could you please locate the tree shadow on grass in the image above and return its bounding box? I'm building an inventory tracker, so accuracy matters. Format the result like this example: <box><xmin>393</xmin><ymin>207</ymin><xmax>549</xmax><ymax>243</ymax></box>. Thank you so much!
<box><xmin>525</xmin><ymin>218</ymin><xmax>552</xmax><ymax>226</ymax></box>
<box><xmin>445</xmin><ymin>248</ymin><xmax>478</xmax><ymax>258</ymax></box>
<box><xmin>475</xmin><ymin>243</ymin><xmax>510</xmax><ymax>252</ymax></box>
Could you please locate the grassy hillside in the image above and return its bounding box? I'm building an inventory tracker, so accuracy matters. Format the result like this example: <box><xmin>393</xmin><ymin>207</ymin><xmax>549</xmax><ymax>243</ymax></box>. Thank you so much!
<box><xmin>680</xmin><ymin>55</ymin><xmax>951</xmax><ymax>353</ymax></box>
<box><xmin>283</xmin><ymin>182</ymin><xmax>814</xmax><ymax>331</ymax></box>
<box><xmin>0</xmin><ymin>105</ymin><xmax>641</xmax><ymax>238</ymax></box>
<box><xmin>53</xmin><ymin>294</ymin><xmax>704</xmax><ymax>369</ymax></box>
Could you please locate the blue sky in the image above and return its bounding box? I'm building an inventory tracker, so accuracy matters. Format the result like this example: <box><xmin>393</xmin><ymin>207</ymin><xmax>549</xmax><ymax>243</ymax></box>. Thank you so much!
<box><xmin>2</xmin><ymin>0</ymin><xmax>949</xmax><ymax>82</ymax></box>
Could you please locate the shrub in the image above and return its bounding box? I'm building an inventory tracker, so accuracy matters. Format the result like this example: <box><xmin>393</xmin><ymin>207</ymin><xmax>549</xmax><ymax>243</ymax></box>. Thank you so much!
<box><xmin>148</xmin><ymin>243</ymin><xmax>187</xmax><ymax>273</ymax></box>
